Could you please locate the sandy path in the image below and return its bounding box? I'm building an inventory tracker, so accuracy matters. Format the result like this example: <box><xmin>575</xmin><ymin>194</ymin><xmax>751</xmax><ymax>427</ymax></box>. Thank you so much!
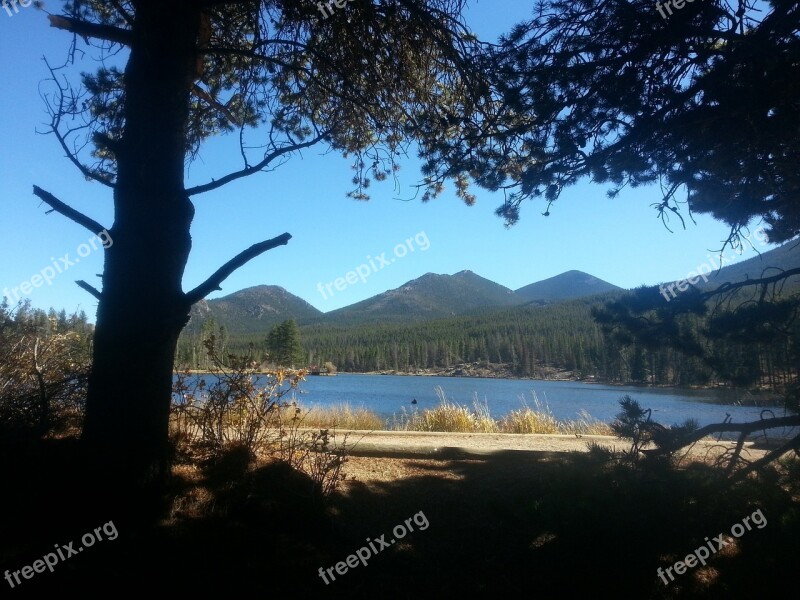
<box><xmin>329</xmin><ymin>429</ymin><xmax>766</xmax><ymax>461</ymax></box>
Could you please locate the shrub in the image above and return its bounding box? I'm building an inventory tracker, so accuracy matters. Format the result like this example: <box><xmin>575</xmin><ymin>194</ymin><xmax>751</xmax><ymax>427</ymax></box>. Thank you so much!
<box><xmin>171</xmin><ymin>336</ymin><xmax>350</xmax><ymax>498</ymax></box>
<box><xmin>0</xmin><ymin>299</ymin><xmax>90</xmax><ymax>438</ymax></box>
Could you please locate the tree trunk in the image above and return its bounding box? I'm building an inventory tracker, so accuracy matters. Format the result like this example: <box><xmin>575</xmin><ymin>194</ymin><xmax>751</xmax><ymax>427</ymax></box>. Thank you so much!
<box><xmin>82</xmin><ymin>2</ymin><xmax>201</xmax><ymax>494</ymax></box>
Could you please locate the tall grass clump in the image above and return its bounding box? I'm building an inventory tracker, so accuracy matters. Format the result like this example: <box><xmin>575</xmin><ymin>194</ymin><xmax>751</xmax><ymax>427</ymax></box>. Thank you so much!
<box><xmin>500</xmin><ymin>392</ymin><xmax>612</xmax><ymax>435</ymax></box>
<box><xmin>303</xmin><ymin>403</ymin><xmax>385</xmax><ymax>430</ymax></box>
<box><xmin>393</xmin><ymin>389</ymin><xmax>612</xmax><ymax>435</ymax></box>
<box><xmin>395</xmin><ymin>387</ymin><xmax>498</xmax><ymax>433</ymax></box>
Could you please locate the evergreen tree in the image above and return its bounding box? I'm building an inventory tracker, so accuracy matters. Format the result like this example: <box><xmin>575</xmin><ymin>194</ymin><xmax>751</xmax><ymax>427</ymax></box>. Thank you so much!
<box><xmin>266</xmin><ymin>319</ymin><xmax>304</xmax><ymax>367</ymax></box>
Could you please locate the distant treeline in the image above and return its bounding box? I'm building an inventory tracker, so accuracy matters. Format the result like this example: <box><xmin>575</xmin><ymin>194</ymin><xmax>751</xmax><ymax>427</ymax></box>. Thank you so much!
<box><xmin>176</xmin><ymin>293</ymin><xmax>798</xmax><ymax>389</ymax></box>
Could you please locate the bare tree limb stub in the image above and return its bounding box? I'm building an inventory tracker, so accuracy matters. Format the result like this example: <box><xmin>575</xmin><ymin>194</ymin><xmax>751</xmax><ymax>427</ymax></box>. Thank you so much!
<box><xmin>47</xmin><ymin>15</ymin><xmax>133</xmax><ymax>46</ymax></box>
<box><xmin>185</xmin><ymin>233</ymin><xmax>292</xmax><ymax>305</ymax></box>
<box><xmin>76</xmin><ymin>280</ymin><xmax>102</xmax><ymax>300</ymax></box>
<box><xmin>33</xmin><ymin>186</ymin><xmax>107</xmax><ymax>236</ymax></box>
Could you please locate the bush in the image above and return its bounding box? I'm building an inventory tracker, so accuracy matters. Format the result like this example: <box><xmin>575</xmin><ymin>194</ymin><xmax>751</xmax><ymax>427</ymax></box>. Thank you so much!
<box><xmin>323</xmin><ymin>361</ymin><xmax>337</xmax><ymax>374</ymax></box>
<box><xmin>171</xmin><ymin>336</ymin><xmax>350</xmax><ymax>498</ymax></box>
<box><xmin>0</xmin><ymin>299</ymin><xmax>90</xmax><ymax>438</ymax></box>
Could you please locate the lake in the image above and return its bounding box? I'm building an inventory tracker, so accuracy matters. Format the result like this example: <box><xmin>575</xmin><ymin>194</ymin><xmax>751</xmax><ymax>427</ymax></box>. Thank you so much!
<box><xmin>278</xmin><ymin>374</ymin><xmax>792</xmax><ymax>430</ymax></box>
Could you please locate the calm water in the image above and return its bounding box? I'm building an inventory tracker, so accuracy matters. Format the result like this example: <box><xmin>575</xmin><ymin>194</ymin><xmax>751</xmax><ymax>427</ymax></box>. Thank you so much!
<box><xmin>273</xmin><ymin>374</ymin><xmax>793</xmax><ymax>430</ymax></box>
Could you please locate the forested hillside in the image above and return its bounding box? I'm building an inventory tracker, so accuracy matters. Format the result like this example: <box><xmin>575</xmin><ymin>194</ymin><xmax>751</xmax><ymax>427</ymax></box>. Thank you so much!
<box><xmin>177</xmin><ymin>290</ymin><xmax>795</xmax><ymax>389</ymax></box>
<box><xmin>175</xmin><ymin>242</ymin><xmax>800</xmax><ymax>389</ymax></box>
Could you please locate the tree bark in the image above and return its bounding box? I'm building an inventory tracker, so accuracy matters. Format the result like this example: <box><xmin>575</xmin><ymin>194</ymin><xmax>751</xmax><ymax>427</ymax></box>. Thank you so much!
<box><xmin>81</xmin><ymin>1</ymin><xmax>202</xmax><ymax>493</ymax></box>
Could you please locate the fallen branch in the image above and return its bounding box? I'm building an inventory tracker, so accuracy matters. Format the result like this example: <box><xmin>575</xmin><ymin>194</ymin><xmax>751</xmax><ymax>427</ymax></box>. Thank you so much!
<box><xmin>732</xmin><ymin>432</ymin><xmax>800</xmax><ymax>482</ymax></box>
<box><xmin>643</xmin><ymin>415</ymin><xmax>800</xmax><ymax>456</ymax></box>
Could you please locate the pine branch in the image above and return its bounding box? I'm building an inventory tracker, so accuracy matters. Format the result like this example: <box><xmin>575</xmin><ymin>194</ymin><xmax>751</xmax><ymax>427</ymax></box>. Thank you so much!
<box><xmin>186</xmin><ymin>135</ymin><xmax>326</xmax><ymax>196</ymax></box>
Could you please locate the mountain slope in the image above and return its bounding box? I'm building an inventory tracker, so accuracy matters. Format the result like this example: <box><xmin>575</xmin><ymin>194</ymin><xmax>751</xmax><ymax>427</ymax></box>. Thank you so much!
<box><xmin>515</xmin><ymin>270</ymin><xmax>622</xmax><ymax>303</ymax></box>
<box><xmin>321</xmin><ymin>270</ymin><xmax>519</xmax><ymax>325</ymax></box>
<box><xmin>187</xmin><ymin>285</ymin><xmax>322</xmax><ymax>336</ymax></box>
<box><xmin>693</xmin><ymin>239</ymin><xmax>800</xmax><ymax>291</ymax></box>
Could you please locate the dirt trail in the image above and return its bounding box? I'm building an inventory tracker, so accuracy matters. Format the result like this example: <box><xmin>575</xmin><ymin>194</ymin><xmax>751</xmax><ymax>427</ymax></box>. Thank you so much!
<box><xmin>332</xmin><ymin>429</ymin><xmax>766</xmax><ymax>461</ymax></box>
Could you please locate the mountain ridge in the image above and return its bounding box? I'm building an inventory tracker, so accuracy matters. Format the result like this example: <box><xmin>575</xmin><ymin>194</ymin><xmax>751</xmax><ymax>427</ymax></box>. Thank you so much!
<box><xmin>189</xmin><ymin>268</ymin><xmax>621</xmax><ymax>334</ymax></box>
<box><xmin>184</xmin><ymin>240</ymin><xmax>800</xmax><ymax>339</ymax></box>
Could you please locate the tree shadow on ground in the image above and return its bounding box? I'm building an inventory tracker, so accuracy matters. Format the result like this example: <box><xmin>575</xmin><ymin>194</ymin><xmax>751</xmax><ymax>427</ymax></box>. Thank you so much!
<box><xmin>1</xmin><ymin>437</ymin><xmax>798</xmax><ymax>598</ymax></box>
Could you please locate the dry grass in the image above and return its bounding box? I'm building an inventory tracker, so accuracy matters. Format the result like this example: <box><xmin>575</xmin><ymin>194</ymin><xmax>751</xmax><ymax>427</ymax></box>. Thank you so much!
<box><xmin>394</xmin><ymin>397</ymin><xmax>499</xmax><ymax>433</ymax></box>
<box><xmin>172</xmin><ymin>385</ymin><xmax>611</xmax><ymax>437</ymax></box>
<box><xmin>390</xmin><ymin>387</ymin><xmax>612</xmax><ymax>435</ymax></box>
<box><xmin>500</xmin><ymin>393</ymin><xmax>612</xmax><ymax>435</ymax></box>
<box><xmin>500</xmin><ymin>406</ymin><xmax>560</xmax><ymax>434</ymax></box>
<box><xmin>301</xmin><ymin>403</ymin><xmax>385</xmax><ymax>430</ymax></box>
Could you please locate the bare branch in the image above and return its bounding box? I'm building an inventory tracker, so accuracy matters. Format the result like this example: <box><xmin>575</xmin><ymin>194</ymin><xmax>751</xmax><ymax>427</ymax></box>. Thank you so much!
<box><xmin>732</xmin><ymin>433</ymin><xmax>800</xmax><ymax>481</ymax></box>
<box><xmin>191</xmin><ymin>83</ymin><xmax>240</xmax><ymax>127</ymax></box>
<box><xmin>197</xmin><ymin>0</ymin><xmax>255</xmax><ymax>6</ymax></box>
<box><xmin>42</xmin><ymin>58</ymin><xmax>116</xmax><ymax>189</ymax></box>
<box><xmin>185</xmin><ymin>233</ymin><xmax>292</xmax><ymax>305</ymax></box>
<box><xmin>646</xmin><ymin>415</ymin><xmax>800</xmax><ymax>456</ymax></box>
<box><xmin>48</xmin><ymin>15</ymin><xmax>132</xmax><ymax>46</ymax></box>
<box><xmin>186</xmin><ymin>134</ymin><xmax>326</xmax><ymax>196</ymax></box>
<box><xmin>76</xmin><ymin>280</ymin><xmax>102</xmax><ymax>300</ymax></box>
<box><xmin>32</xmin><ymin>186</ymin><xmax>107</xmax><ymax>235</ymax></box>
<box><xmin>108</xmin><ymin>0</ymin><xmax>134</xmax><ymax>25</ymax></box>
<box><xmin>696</xmin><ymin>268</ymin><xmax>800</xmax><ymax>301</ymax></box>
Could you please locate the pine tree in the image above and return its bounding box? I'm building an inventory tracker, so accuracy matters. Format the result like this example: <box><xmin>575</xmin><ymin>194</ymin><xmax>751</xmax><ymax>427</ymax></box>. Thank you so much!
<box><xmin>266</xmin><ymin>319</ymin><xmax>304</xmax><ymax>367</ymax></box>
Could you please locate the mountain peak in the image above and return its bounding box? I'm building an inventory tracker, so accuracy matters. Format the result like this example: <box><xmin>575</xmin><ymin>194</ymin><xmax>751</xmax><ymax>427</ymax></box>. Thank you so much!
<box><xmin>515</xmin><ymin>271</ymin><xmax>621</xmax><ymax>303</ymax></box>
<box><xmin>324</xmin><ymin>270</ymin><xmax>517</xmax><ymax>325</ymax></box>
<box><xmin>186</xmin><ymin>285</ymin><xmax>322</xmax><ymax>336</ymax></box>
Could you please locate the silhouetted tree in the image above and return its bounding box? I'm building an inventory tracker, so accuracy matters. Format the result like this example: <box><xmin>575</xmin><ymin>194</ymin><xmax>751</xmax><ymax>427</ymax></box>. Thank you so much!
<box><xmin>36</xmin><ymin>0</ymin><xmax>493</xmax><ymax>491</ymax></box>
<box><xmin>432</xmin><ymin>0</ymin><xmax>800</xmax><ymax>242</ymax></box>
<box><xmin>430</xmin><ymin>0</ymin><xmax>800</xmax><ymax>461</ymax></box>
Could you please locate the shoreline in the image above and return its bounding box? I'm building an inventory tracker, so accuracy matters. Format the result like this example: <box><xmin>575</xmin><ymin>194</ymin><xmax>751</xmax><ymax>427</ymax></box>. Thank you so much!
<box><xmin>173</xmin><ymin>368</ymin><xmax>785</xmax><ymax>406</ymax></box>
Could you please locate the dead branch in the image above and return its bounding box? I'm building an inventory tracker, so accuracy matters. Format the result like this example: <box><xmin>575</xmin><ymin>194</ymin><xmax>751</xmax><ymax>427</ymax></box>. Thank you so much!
<box><xmin>76</xmin><ymin>280</ymin><xmax>102</xmax><ymax>300</ymax></box>
<box><xmin>186</xmin><ymin>135</ymin><xmax>326</xmax><ymax>196</ymax></box>
<box><xmin>732</xmin><ymin>433</ymin><xmax>800</xmax><ymax>482</ymax></box>
<box><xmin>644</xmin><ymin>415</ymin><xmax>800</xmax><ymax>456</ymax></box>
<box><xmin>48</xmin><ymin>15</ymin><xmax>133</xmax><ymax>46</ymax></box>
<box><xmin>185</xmin><ymin>233</ymin><xmax>292</xmax><ymax>305</ymax></box>
<box><xmin>32</xmin><ymin>186</ymin><xmax>107</xmax><ymax>236</ymax></box>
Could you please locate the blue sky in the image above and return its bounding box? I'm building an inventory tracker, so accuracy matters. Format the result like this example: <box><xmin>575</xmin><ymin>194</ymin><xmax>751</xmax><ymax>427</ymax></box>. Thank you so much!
<box><xmin>0</xmin><ymin>1</ymin><xmax>771</xmax><ymax>318</ymax></box>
